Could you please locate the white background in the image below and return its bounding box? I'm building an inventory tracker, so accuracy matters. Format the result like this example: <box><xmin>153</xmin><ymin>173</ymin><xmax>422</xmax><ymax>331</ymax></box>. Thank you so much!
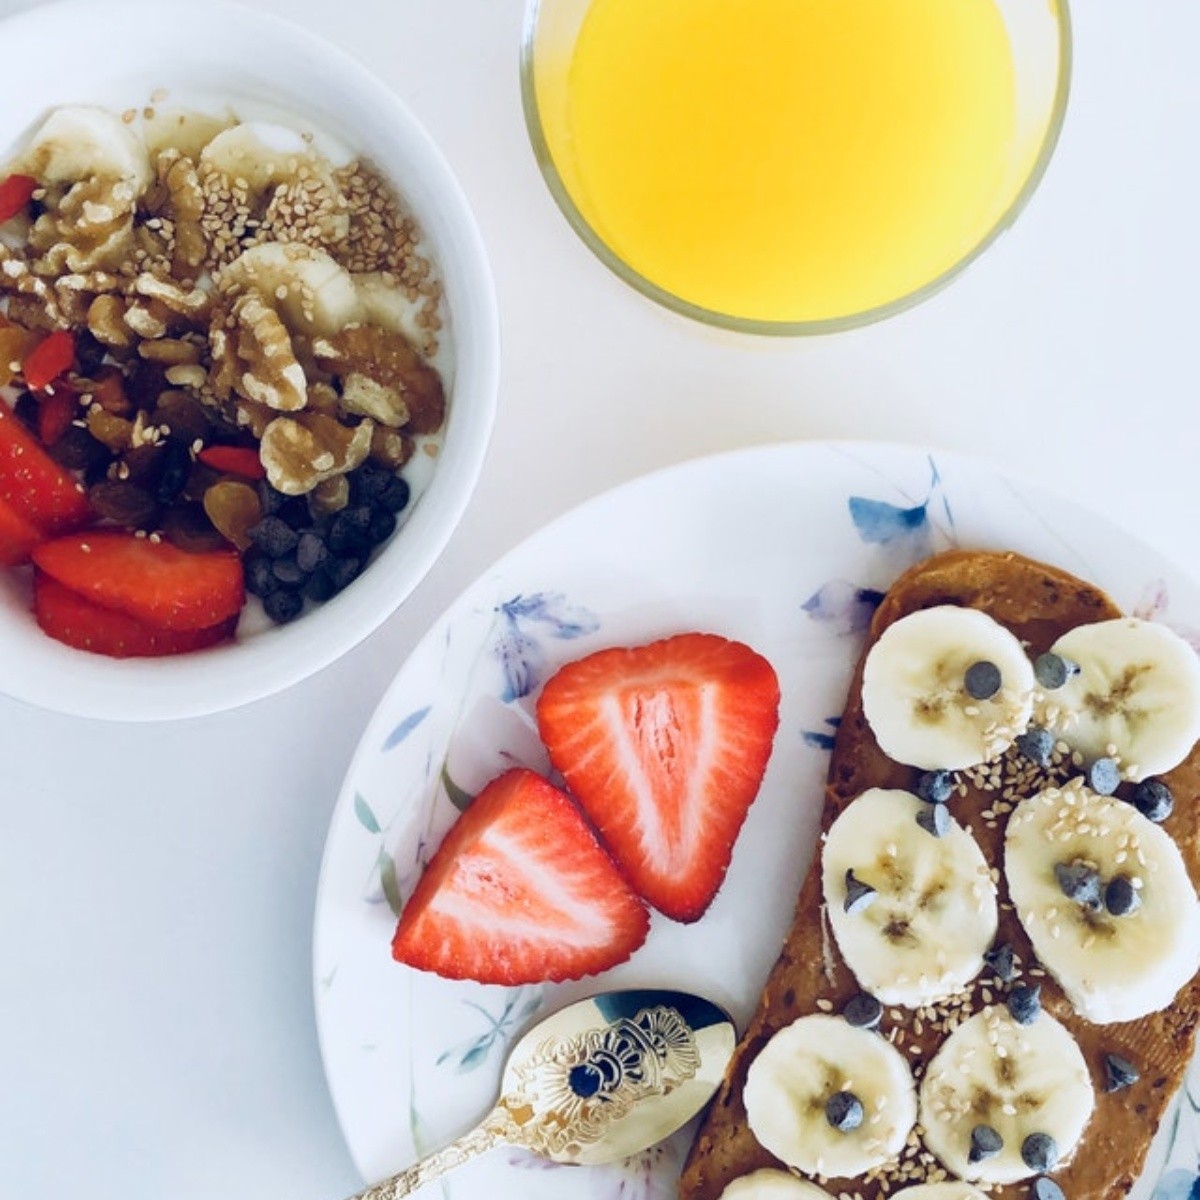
<box><xmin>0</xmin><ymin>1</ymin><xmax>1196</xmax><ymax>1198</ymax></box>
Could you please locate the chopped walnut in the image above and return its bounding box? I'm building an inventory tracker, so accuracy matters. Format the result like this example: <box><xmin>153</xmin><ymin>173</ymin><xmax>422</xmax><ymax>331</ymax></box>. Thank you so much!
<box><xmin>138</xmin><ymin>337</ymin><xmax>201</xmax><ymax>366</ymax></box>
<box><xmin>369</xmin><ymin>425</ymin><xmax>414</xmax><ymax>470</ymax></box>
<box><xmin>227</xmin><ymin>293</ymin><xmax>307</xmax><ymax>412</ymax></box>
<box><xmin>259</xmin><ymin>412</ymin><xmax>373</xmax><ymax>495</ymax></box>
<box><xmin>133</xmin><ymin>272</ymin><xmax>210</xmax><ymax>320</ymax></box>
<box><xmin>157</xmin><ymin>151</ymin><xmax>207</xmax><ymax>276</ymax></box>
<box><xmin>316</xmin><ymin>323</ymin><xmax>444</xmax><ymax>433</ymax></box>
<box><xmin>28</xmin><ymin>177</ymin><xmax>138</xmax><ymax>274</ymax></box>
<box><xmin>87</xmin><ymin>294</ymin><xmax>135</xmax><ymax>348</ymax></box>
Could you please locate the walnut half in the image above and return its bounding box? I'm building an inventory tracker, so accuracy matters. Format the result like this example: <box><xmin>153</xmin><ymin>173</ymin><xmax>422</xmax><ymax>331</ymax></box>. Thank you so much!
<box><xmin>259</xmin><ymin>412</ymin><xmax>373</xmax><ymax>495</ymax></box>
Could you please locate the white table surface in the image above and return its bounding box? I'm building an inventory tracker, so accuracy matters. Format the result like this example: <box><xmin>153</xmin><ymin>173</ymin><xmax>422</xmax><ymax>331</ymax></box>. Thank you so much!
<box><xmin>0</xmin><ymin>1</ymin><xmax>1195</xmax><ymax>1197</ymax></box>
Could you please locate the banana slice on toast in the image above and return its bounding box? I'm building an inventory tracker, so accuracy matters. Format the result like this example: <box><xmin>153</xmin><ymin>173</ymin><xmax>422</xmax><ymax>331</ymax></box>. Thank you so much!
<box><xmin>1005</xmin><ymin>779</ymin><xmax>1200</xmax><ymax>1023</ymax></box>
<box><xmin>919</xmin><ymin>1005</ymin><xmax>1094</xmax><ymax>1185</ymax></box>
<box><xmin>743</xmin><ymin>1014</ymin><xmax>917</xmax><ymax>1179</ymax></box>
<box><xmin>821</xmin><ymin>789</ymin><xmax>997</xmax><ymax>1007</ymax></box>
<box><xmin>1046</xmin><ymin>618</ymin><xmax>1200</xmax><ymax>781</ymax></box>
<box><xmin>861</xmin><ymin>606</ymin><xmax>1034</xmax><ymax>770</ymax></box>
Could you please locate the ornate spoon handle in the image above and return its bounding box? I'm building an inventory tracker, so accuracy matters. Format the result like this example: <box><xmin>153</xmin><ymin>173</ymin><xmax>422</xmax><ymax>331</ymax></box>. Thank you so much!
<box><xmin>346</xmin><ymin>1117</ymin><xmax>508</xmax><ymax>1200</ymax></box>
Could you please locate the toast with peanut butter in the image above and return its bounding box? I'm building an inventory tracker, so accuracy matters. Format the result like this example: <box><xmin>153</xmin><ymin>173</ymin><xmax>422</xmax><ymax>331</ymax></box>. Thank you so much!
<box><xmin>681</xmin><ymin>549</ymin><xmax>1200</xmax><ymax>1200</ymax></box>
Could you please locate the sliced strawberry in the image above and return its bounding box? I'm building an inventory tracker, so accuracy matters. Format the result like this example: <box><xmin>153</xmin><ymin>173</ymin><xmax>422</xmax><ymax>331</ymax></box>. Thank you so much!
<box><xmin>391</xmin><ymin>767</ymin><xmax>649</xmax><ymax>984</ymax></box>
<box><xmin>32</xmin><ymin>531</ymin><xmax>245</xmax><ymax>632</ymax></box>
<box><xmin>0</xmin><ymin>493</ymin><xmax>44</xmax><ymax>565</ymax></box>
<box><xmin>536</xmin><ymin>633</ymin><xmax>781</xmax><ymax>922</ymax></box>
<box><xmin>0</xmin><ymin>174</ymin><xmax>37</xmax><ymax>223</ymax></box>
<box><xmin>198</xmin><ymin>445</ymin><xmax>266</xmax><ymax>480</ymax></box>
<box><xmin>0</xmin><ymin>402</ymin><xmax>93</xmax><ymax>534</ymax></box>
<box><xmin>33</xmin><ymin>573</ymin><xmax>236</xmax><ymax>658</ymax></box>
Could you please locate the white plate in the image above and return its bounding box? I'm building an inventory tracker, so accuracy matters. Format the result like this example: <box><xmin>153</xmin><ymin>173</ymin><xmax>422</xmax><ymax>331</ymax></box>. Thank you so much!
<box><xmin>313</xmin><ymin>442</ymin><xmax>1200</xmax><ymax>1199</ymax></box>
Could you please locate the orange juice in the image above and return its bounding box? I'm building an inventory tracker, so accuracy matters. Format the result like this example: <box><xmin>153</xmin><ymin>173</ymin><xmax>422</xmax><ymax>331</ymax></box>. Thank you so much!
<box><xmin>536</xmin><ymin>0</ymin><xmax>1026</xmax><ymax>324</ymax></box>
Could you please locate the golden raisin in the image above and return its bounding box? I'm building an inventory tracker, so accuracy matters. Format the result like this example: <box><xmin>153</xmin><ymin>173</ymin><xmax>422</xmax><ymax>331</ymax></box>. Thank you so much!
<box><xmin>203</xmin><ymin>479</ymin><xmax>263</xmax><ymax>550</ymax></box>
<box><xmin>86</xmin><ymin>408</ymin><xmax>134</xmax><ymax>453</ymax></box>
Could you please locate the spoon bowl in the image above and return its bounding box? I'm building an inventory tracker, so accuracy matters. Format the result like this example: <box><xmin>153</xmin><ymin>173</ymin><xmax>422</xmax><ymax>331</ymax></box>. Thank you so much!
<box><xmin>344</xmin><ymin>987</ymin><xmax>736</xmax><ymax>1199</ymax></box>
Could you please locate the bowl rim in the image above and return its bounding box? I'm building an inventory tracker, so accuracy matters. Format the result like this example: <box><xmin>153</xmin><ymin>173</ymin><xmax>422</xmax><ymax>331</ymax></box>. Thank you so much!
<box><xmin>518</xmin><ymin>0</ymin><xmax>1073</xmax><ymax>337</ymax></box>
<box><xmin>0</xmin><ymin>0</ymin><xmax>501</xmax><ymax>722</ymax></box>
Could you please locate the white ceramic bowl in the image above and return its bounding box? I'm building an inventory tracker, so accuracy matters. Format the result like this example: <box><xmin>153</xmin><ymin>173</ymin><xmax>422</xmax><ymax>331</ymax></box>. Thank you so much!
<box><xmin>0</xmin><ymin>0</ymin><xmax>500</xmax><ymax>721</ymax></box>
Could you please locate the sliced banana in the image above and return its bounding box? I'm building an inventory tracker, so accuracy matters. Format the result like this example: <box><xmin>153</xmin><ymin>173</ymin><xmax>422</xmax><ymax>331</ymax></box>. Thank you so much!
<box><xmin>743</xmin><ymin>1014</ymin><xmax>917</xmax><ymax>1179</ymax></box>
<box><xmin>821</xmin><ymin>789</ymin><xmax>997</xmax><ymax>1007</ymax></box>
<box><xmin>862</xmin><ymin>607</ymin><xmax>1035</xmax><ymax>770</ymax></box>
<box><xmin>217</xmin><ymin>242</ymin><xmax>364</xmax><ymax>338</ymax></box>
<box><xmin>1045</xmin><ymin>618</ymin><xmax>1200</xmax><ymax>781</ymax></box>
<box><xmin>200</xmin><ymin>122</ymin><xmax>349</xmax><ymax>243</ymax></box>
<box><xmin>355</xmin><ymin>271</ymin><xmax>427</xmax><ymax>346</ymax></box>
<box><xmin>919</xmin><ymin>1005</ymin><xmax>1094</xmax><ymax>1186</ymax></box>
<box><xmin>1005</xmin><ymin>779</ymin><xmax>1200</xmax><ymax>1023</ymax></box>
<box><xmin>18</xmin><ymin>105</ymin><xmax>151</xmax><ymax>193</ymax></box>
<box><xmin>719</xmin><ymin>1170</ymin><xmax>834</xmax><ymax>1200</ymax></box>
<box><xmin>891</xmin><ymin>1186</ymin><xmax>989</xmax><ymax>1200</ymax></box>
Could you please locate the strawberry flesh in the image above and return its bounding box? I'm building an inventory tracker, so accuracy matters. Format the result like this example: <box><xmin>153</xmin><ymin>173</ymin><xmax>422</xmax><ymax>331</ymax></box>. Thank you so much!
<box><xmin>34</xmin><ymin>572</ymin><xmax>236</xmax><ymax>658</ymax></box>
<box><xmin>536</xmin><ymin>632</ymin><xmax>781</xmax><ymax>922</ymax></box>
<box><xmin>33</xmin><ymin>530</ymin><xmax>245</xmax><ymax>632</ymax></box>
<box><xmin>391</xmin><ymin>768</ymin><xmax>650</xmax><ymax>984</ymax></box>
<box><xmin>0</xmin><ymin>402</ymin><xmax>93</xmax><ymax>534</ymax></box>
<box><xmin>0</xmin><ymin>493</ymin><xmax>44</xmax><ymax>565</ymax></box>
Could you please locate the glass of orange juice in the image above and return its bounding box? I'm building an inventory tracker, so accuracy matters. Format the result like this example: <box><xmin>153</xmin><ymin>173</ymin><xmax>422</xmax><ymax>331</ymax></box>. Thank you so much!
<box><xmin>521</xmin><ymin>0</ymin><xmax>1071</xmax><ymax>334</ymax></box>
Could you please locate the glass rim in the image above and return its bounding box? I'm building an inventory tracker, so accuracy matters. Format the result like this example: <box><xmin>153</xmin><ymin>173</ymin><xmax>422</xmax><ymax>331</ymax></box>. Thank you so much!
<box><xmin>519</xmin><ymin>0</ymin><xmax>1074</xmax><ymax>337</ymax></box>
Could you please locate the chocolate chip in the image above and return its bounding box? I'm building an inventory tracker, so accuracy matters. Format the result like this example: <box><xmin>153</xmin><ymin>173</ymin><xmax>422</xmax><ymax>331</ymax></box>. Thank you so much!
<box><xmin>1087</xmin><ymin>757</ymin><xmax>1121</xmax><ymax>796</ymax></box>
<box><xmin>262</xmin><ymin>587</ymin><xmax>303</xmax><ymax>625</ymax></box>
<box><xmin>842</xmin><ymin>993</ymin><xmax>882</xmax><ymax>1030</ymax></box>
<box><xmin>248</xmin><ymin>514</ymin><xmax>299</xmax><ymax>559</ymax></box>
<box><xmin>1104</xmin><ymin>875</ymin><xmax>1140</xmax><ymax>918</ymax></box>
<box><xmin>1055</xmin><ymin>860</ymin><xmax>1102</xmax><ymax>910</ymax></box>
<box><xmin>916</xmin><ymin>803</ymin><xmax>950</xmax><ymax>838</ymax></box>
<box><xmin>964</xmin><ymin>660</ymin><xmax>1002</xmax><ymax>700</ymax></box>
<box><xmin>969</xmin><ymin>1124</ymin><xmax>1003</xmax><ymax>1163</ymax></box>
<box><xmin>1103</xmin><ymin>1053</ymin><xmax>1140</xmax><ymax>1092</ymax></box>
<box><xmin>984</xmin><ymin>942</ymin><xmax>1016</xmax><ymax>983</ymax></box>
<box><xmin>1015</xmin><ymin>726</ymin><xmax>1056</xmax><ymax>769</ymax></box>
<box><xmin>1031</xmin><ymin>1178</ymin><xmax>1066</xmax><ymax>1200</ymax></box>
<box><xmin>1033</xmin><ymin>652</ymin><xmax>1079</xmax><ymax>691</ymax></box>
<box><xmin>1007</xmin><ymin>984</ymin><xmax>1042</xmax><ymax>1026</ymax></box>
<box><xmin>1022</xmin><ymin>1132</ymin><xmax>1059</xmax><ymax>1172</ymax></box>
<box><xmin>844</xmin><ymin>869</ymin><xmax>876</xmax><ymax>915</ymax></box>
<box><xmin>825</xmin><ymin>1091</ymin><xmax>863</xmax><ymax>1133</ymax></box>
<box><xmin>1131</xmin><ymin>779</ymin><xmax>1174</xmax><ymax>823</ymax></box>
<box><xmin>916</xmin><ymin>769</ymin><xmax>955</xmax><ymax>805</ymax></box>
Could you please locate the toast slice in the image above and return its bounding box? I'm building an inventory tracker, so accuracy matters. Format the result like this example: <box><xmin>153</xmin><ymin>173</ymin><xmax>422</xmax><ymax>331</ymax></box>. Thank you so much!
<box><xmin>680</xmin><ymin>548</ymin><xmax>1200</xmax><ymax>1200</ymax></box>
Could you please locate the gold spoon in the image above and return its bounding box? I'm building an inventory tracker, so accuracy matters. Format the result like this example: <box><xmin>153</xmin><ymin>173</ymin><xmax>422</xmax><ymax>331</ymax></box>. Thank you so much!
<box><xmin>344</xmin><ymin>987</ymin><xmax>736</xmax><ymax>1199</ymax></box>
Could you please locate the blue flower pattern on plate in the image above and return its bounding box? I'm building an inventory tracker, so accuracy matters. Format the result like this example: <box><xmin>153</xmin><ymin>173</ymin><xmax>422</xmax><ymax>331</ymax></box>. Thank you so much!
<box><xmin>494</xmin><ymin>593</ymin><xmax>601</xmax><ymax>701</ymax></box>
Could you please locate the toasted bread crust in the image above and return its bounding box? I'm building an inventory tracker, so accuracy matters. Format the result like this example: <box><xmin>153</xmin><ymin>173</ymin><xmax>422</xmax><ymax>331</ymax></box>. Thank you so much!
<box><xmin>680</xmin><ymin>549</ymin><xmax>1200</xmax><ymax>1200</ymax></box>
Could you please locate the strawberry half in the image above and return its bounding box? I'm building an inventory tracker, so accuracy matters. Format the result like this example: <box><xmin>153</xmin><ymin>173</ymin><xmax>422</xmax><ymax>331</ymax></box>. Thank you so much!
<box><xmin>0</xmin><ymin>402</ymin><xmax>93</xmax><ymax>534</ymax></box>
<box><xmin>34</xmin><ymin>573</ymin><xmax>237</xmax><ymax>658</ymax></box>
<box><xmin>391</xmin><ymin>768</ymin><xmax>650</xmax><ymax>984</ymax></box>
<box><xmin>32</xmin><ymin>531</ymin><xmax>245</xmax><ymax>632</ymax></box>
<box><xmin>0</xmin><ymin>493</ymin><xmax>44</xmax><ymax>565</ymax></box>
<box><xmin>536</xmin><ymin>632</ymin><xmax>781</xmax><ymax>922</ymax></box>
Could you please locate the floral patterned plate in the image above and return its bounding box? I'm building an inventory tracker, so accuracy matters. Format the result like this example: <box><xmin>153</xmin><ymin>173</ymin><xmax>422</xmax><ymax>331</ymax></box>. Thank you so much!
<box><xmin>313</xmin><ymin>442</ymin><xmax>1200</xmax><ymax>1199</ymax></box>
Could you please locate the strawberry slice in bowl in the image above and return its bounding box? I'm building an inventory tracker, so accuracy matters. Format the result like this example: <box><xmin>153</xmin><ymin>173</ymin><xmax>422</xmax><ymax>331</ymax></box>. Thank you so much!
<box><xmin>391</xmin><ymin>767</ymin><xmax>650</xmax><ymax>985</ymax></box>
<box><xmin>0</xmin><ymin>401</ymin><xmax>93</xmax><ymax>536</ymax></box>
<box><xmin>536</xmin><ymin>632</ymin><xmax>782</xmax><ymax>922</ymax></box>
<box><xmin>32</xmin><ymin>531</ymin><xmax>244</xmax><ymax>632</ymax></box>
<box><xmin>33</xmin><ymin>573</ymin><xmax>237</xmax><ymax>659</ymax></box>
